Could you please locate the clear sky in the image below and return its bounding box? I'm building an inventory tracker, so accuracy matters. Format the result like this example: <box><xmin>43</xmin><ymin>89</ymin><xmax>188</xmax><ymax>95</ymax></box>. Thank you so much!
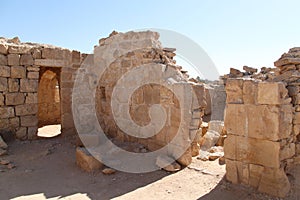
<box><xmin>1</xmin><ymin>0</ymin><xmax>300</xmax><ymax>76</ymax></box>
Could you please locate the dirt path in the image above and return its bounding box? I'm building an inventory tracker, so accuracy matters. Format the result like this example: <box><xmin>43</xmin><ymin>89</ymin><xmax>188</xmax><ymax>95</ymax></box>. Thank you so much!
<box><xmin>0</xmin><ymin>136</ymin><xmax>299</xmax><ymax>200</ymax></box>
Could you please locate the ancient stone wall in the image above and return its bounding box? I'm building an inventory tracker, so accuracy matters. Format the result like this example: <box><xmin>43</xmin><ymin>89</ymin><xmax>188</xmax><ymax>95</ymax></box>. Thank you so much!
<box><xmin>0</xmin><ymin>37</ymin><xmax>84</xmax><ymax>139</ymax></box>
<box><xmin>73</xmin><ymin>31</ymin><xmax>206</xmax><ymax>167</ymax></box>
<box><xmin>223</xmin><ymin>47</ymin><xmax>300</xmax><ymax>197</ymax></box>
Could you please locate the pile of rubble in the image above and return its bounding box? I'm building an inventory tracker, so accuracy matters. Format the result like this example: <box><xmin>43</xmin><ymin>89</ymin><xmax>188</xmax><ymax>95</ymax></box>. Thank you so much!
<box><xmin>0</xmin><ymin>135</ymin><xmax>15</xmax><ymax>171</ymax></box>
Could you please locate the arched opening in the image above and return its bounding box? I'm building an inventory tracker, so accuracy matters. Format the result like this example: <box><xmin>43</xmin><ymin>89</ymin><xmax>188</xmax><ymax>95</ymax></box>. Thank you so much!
<box><xmin>37</xmin><ymin>68</ymin><xmax>61</xmax><ymax>138</ymax></box>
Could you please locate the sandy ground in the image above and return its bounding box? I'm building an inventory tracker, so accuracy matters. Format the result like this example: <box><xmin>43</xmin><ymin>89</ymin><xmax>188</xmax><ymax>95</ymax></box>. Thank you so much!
<box><xmin>0</xmin><ymin>135</ymin><xmax>299</xmax><ymax>200</ymax></box>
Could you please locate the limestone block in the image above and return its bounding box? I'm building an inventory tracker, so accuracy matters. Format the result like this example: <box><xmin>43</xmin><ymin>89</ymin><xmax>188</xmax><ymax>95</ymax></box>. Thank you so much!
<box><xmin>258</xmin><ymin>167</ymin><xmax>290</xmax><ymax>198</ymax></box>
<box><xmin>225</xmin><ymin>78</ymin><xmax>243</xmax><ymax>104</ymax></box>
<box><xmin>9</xmin><ymin>117</ymin><xmax>19</xmax><ymax>129</ymax></box>
<box><xmin>20</xmin><ymin>54</ymin><xmax>34</xmax><ymax>65</ymax></box>
<box><xmin>5</xmin><ymin>93</ymin><xmax>24</xmax><ymax>105</ymax></box>
<box><xmin>0</xmin><ymin>66</ymin><xmax>10</xmax><ymax>77</ymax></box>
<box><xmin>257</xmin><ymin>82</ymin><xmax>289</xmax><ymax>105</ymax></box>
<box><xmin>243</xmin><ymin>80</ymin><xmax>258</xmax><ymax>104</ymax></box>
<box><xmin>16</xmin><ymin>127</ymin><xmax>27</xmax><ymax>140</ymax></box>
<box><xmin>27</xmin><ymin>66</ymin><xmax>40</xmax><ymax>72</ymax></box>
<box><xmin>247</xmin><ymin>105</ymin><xmax>292</xmax><ymax>141</ymax></box>
<box><xmin>7</xmin><ymin>54</ymin><xmax>20</xmax><ymax>66</ymax></box>
<box><xmin>0</xmin><ymin>54</ymin><xmax>7</xmax><ymax>65</ymax></box>
<box><xmin>224</xmin><ymin>104</ymin><xmax>246</xmax><ymax>136</ymax></box>
<box><xmin>287</xmin><ymin>85</ymin><xmax>299</xmax><ymax>96</ymax></box>
<box><xmin>31</xmin><ymin>48</ymin><xmax>41</xmax><ymax>59</ymax></box>
<box><xmin>225</xmin><ymin>159</ymin><xmax>238</xmax><ymax>184</ymax></box>
<box><xmin>0</xmin><ymin>107</ymin><xmax>15</xmax><ymax>118</ymax></box>
<box><xmin>0</xmin><ymin>77</ymin><xmax>7</xmax><ymax>92</ymax></box>
<box><xmin>293</xmin><ymin>112</ymin><xmax>300</xmax><ymax>124</ymax></box>
<box><xmin>42</xmin><ymin>48</ymin><xmax>71</xmax><ymax>60</ymax></box>
<box><xmin>8</xmin><ymin>78</ymin><xmax>19</xmax><ymax>92</ymax></box>
<box><xmin>8</xmin><ymin>45</ymin><xmax>31</xmax><ymax>54</ymax></box>
<box><xmin>20</xmin><ymin>115</ymin><xmax>38</xmax><ymax>127</ymax></box>
<box><xmin>274</xmin><ymin>57</ymin><xmax>300</xmax><ymax>67</ymax></box>
<box><xmin>20</xmin><ymin>79</ymin><xmax>38</xmax><ymax>92</ymax></box>
<box><xmin>191</xmin><ymin>84</ymin><xmax>206</xmax><ymax>108</ymax></box>
<box><xmin>279</xmin><ymin>143</ymin><xmax>295</xmax><ymax>160</ymax></box>
<box><xmin>25</xmin><ymin>93</ymin><xmax>38</xmax><ymax>104</ymax></box>
<box><xmin>249</xmin><ymin>164</ymin><xmax>264</xmax><ymax>188</ymax></box>
<box><xmin>76</xmin><ymin>147</ymin><xmax>103</xmax><ymax>172</ymax></box>
<box><xmin>72</xmin><ymin>50</ymin><xmax>81</xmax><ymax>63</ymax></box>
<box><xmin>0</xmin><ymin>93</ymin><xmax>4</xmax><ymax>106</ymax></box>
<box><xmin>225</xmin><ymin>135</ymin><xmax>281</xmax><ymax>168</ymax></box>
<box><xmin>15</xmin><ymin>104</ymin><xmax>38</xmax><ymax>116</ymax></box>
<box><xmin>11</xmin><ymin>66</ymin><xmax>26</xmax><ymax>78</ymax></box>
<box><xmin>224</xmin><ymin>135</ymin><xmax>236</xmax><ymax>160</ymax></box>
<box><xmin>27</xmin><ymin>126</ymin><xmax>38</xmax><ymax>140</ymax></box>
<box><xmin>27</xmin><ymin>71</ymin><xmax>39</xmax><ymax>79</ymax></box>
<box><xmin>34</xmin><ymin>59</ymin><xmax>67</xmax><ymax>67</ymax></box>
<box><xmin>0</xmin><ymin>44</ymin><xmax>8</xmax><ymax>54</ymax></box>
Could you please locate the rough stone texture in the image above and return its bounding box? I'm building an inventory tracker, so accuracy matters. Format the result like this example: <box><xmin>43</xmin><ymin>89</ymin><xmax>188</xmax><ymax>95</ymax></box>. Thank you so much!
<box><xmin>224</xmin><ymin>68</ymin><xmax>297</xmax><ymax>197</ymax></box>
<box><xmin>76</xmin><ymin>147</ymin><xmax>103</xmax><ymax>172</ymax></box>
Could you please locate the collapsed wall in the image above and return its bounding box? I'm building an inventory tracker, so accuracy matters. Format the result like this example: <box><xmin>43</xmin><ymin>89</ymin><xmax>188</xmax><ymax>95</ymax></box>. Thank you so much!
<box><xmin>223</xmin><ymin>47</ymin><xmax>300</xmax><ymax>197</ymax></box>
<box><xmin>73</xmin><ymin>31</ymin><xmax>206</xmax><ymax>167</ymax></box>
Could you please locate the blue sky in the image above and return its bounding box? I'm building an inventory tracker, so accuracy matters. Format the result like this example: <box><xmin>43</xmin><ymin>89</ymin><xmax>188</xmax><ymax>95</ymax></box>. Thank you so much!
<box><xmin>1</xmin><ymin>0</ymin><xmax>300</xmax><ymax>77</ymax></box>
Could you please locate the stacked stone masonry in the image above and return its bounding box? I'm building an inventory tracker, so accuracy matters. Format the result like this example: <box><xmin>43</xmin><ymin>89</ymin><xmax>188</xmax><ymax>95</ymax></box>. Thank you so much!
<box><xmin>224</xmin><ymin>47</ymin><xmax>300</xmax><ymax>197</ymax></box>
<box><xmin>0</xmin><ymin>37</ymin><xmax>86</xmax><ymax>139</ymax></box>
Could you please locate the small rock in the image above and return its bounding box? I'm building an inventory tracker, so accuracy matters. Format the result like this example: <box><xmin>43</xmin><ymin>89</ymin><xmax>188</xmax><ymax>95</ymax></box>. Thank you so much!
<box><xmin>208</xmin><ymin>146</ymin><xmax>223</xmax><ymax>153</ymax></box>
<box><xmin>208</xmin><ymin>152</ymin><xmax>224</xmax><ymax>161</ymax></box>
<box><xmin>243</xmin><ymin>65</ymin><xmax>258</xmax><ymax>74</ymax></box>
<box><xmin>140</xmin><ymin>148</ymin><xmax>147</xmax><ymax>153</ymax></box>
<box><xmin>0</xmin><ymin>148</ymin><xmax>7</xmax><ymax>156</ymax></box>
<box><xmin>219</xmin><ymin>156</ymin><xmax>225</xmax><ymax>165</ymax></box>
<box><xmin>200</xmin><ymin>130</ymin><xmax>220</xmax><ymax>150</ymax></box>
<box><xmin>197</xmin><ymin>150</ymin><xmax>209</xmax><ymax>161</ymax></box>
<box><xmin>0</xmin><ymin>136</ymin><xmax>8</xmax><ymax>149</ymax></box>
<box><xmin>230</xmin><ymin>68</ymin><xmax>243</xmax><ymax>77</ymax></box>
<box><xmin>163</xmin><ymin>162</ymin><xmax>181</xmax><ymax>172</ymax></box>
<box><xmin>102</xmin><ymin>168</ymin><xmax>116</xmax><ymax>175</ymax></box>
<box><xmin>7</xmin><ymin>163</ymin><xmax>15</xmax><ymax>169</ymax></box>
<box><xmin>76</xmin><ymin>147</ymin><xmax>103</xmax><ymax>172</ymax></box>
<box><xmin>0</xmin><ymin>159</ymin><xmax>10</xmax><ymax>165</ymax></box>
<box><xmin>163</xmin><ymin>47</ymin><xmax>176</xmax><ymax>52</ymax></box>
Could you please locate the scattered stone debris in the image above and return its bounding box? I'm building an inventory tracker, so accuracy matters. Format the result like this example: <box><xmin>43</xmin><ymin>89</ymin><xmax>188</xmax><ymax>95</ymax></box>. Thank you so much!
<box><xmin>102</xmin><ymin>168</ymin><xmax>116</xmax><ymax>175</ymax></box>
<box><xmin>156</xmin><ymin>155</ymin><xmax>181</xmax><ymax>172</ymax></box>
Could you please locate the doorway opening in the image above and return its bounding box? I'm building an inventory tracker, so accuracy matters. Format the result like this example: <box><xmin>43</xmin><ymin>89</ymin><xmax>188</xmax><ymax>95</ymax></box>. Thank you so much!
<box><xmin>37</xmin><ymin>67</ymin><xmax>61</xmax><ymax>138</ymax></box>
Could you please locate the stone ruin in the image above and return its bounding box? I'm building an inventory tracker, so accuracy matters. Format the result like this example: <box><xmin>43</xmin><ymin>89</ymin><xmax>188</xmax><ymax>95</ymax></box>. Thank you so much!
<box><xmin>0</xmin><ymin>31</ymin><xmax>299</xmax><ymax>197</ymax></box>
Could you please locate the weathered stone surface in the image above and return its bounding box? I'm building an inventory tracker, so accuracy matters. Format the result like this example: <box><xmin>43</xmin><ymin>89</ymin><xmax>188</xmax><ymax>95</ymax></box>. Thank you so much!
<box><xmin>79</xmin><ymin>134</ymin><xmax>100</xmax><ymax>147</ymax></box>
<box><xmin>243</xmin><ymin>66</ymin><xmax>257</xmax><ymax>74</ymax></box>
<box><xmin>8</xmin><ymin>45</ymin><xmax>31</xmax><ymax>54</ymax></box>
<box><xmin>102</xmin><ymin>168</ymin><xmax>116</xmax><ymax>175</ymax></box>
<box><xmin>11</xmin><ymin>66</ymin><xmax>26</xmax><ymax>78</ymax></box>
<box><xmin>224</xmin><ymin>104</ymin><xmax>246</xmax><ymax>136</ymax></box>
<box><xmin>225</xmin><ymin>78</ymin><xmax>243</xmax><ymax>104</ymax></box>
<box><xmin>224</xmin><ymin>135</ymin><xmax>280</xmax><ymax>168</ymax></box>
<box><xmin>0</xmin><ymin>66</ymin><xmax>10</xmax><ymax>77</ymax></box>
<box><xmin>27</xmin><ymin>71</ymin><xmax>39</xmax><ymax>79</ymax></box>
<box><xmin>7</xmin><ymin>54</ymin><xmax>19</xmax><ymax>66</ymax></box>
<box><xmin>0</xmin><ymin>44</ymin><xmax>8</xmax><ymax>54</ymax></box>
<box><xmin>27</xmin><ymin>126</ymin><xmax>38</xmax><ymax>140</ymax></box>
<box><xmin>0</xmin><ymin>77</ymin><xmax>7</xmax><ymax>92</ymax></box>
<box><xmin>15</xmin><ymin>104</ymin><xmax>38</xmax><ymax>116</ymax></box>
<box><xmin>20</xmin><ymin>79</ymin><xmax>38</xmax><ymax>92</ymax></box>
<box><xmin>5</xmin><ymin>93</ymin><xmax>24</xmax><ymax>105</ymax></box>
<box><xmin>20</xmin><ymin>54</ymin><xmax>34</xmax><ymax>65</ymax></box>
<box><xmin>25</xmin><ymin>93</ymin><xmax>38</xmax><ymax>104</ymax></box>
<box><xmin>20</xmin><ymin>115</ymin><xmax>38</xmax><ymax>127</ymax></box>
<box><xmin>0</xmin><ymin>107</ymin><xmax>15</xmax><ymax>119</ymax></box>
<box><xmin>0</xmin><ymin>93</ymin><xmax>4</xmax><ymax>106</ymax></box>
<box><xmin>243</xmin><ymin>80</ymin><xmax>258</xmax><ymax>104</ymax></box>
<box><xmin>274</xmin><ymin>57</ymin><xmax>300</xmax><ymax>67</ymax></box>
<box><xmin>156</xmin><ymin>155</ymin><xmax>181</xmax><ymax>172</ymax></box>
<box><xmin>258</xmin><ymin>167</ymin><xmax>290</xmax><ymax>198</ymax></box>
<box><xmin>225</xmin><ymin>159</ymin><xmax>238</xmax><ymax>184</ymax></box>
<box><xmin>35</xmin><ymin>59</ymin><xmax>67</xmax><ymax>67</ymax></box>
<box><xmin>76</xmin><ymin>147</ymin><xmax>103</xmax><ymax>172</ymax></box>
<box><xmin>257</xmin><ymin>82</ymin><xmax>290</xmax><ymax>105</ymax></box>
<box><xmin>15</xmin><ymin>127</ymin><xmax>27</xmax><ymax>140</ymax></box>
<box><xmin>0</xmin><ymin>55</ymin><xmax>7</xmax><ymax>65</ymax></box>
<box><xmin>200</xmin><ymin>130</ymin><xmax>220</xmax><ymax>150</ymax></box>
<box><xmin>8</xmin><ymin>78</ymin><xmax>19</xmax><ymax>92</ymax></box>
